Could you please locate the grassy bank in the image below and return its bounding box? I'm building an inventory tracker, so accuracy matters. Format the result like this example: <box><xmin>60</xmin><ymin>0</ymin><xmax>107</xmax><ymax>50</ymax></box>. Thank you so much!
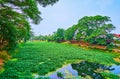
<box><xmin>0</xmin><ymin>41</ymin><xmax>120</xmax><ymax>78</ymax></box>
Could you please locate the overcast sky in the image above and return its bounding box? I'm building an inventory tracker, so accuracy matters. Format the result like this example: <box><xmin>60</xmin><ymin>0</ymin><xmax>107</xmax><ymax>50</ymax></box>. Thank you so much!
<box><xmin>31</xmin><ymin>0</ymin><xmax>120</xmax><ymax>36</ymax></box>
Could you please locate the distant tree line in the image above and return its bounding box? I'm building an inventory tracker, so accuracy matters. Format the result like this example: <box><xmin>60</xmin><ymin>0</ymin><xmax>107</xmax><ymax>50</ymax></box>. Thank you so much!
<box><xmin>33</xmin><ymin>15</ymin><xmax>115</xmax><ymax>47</ymax></box>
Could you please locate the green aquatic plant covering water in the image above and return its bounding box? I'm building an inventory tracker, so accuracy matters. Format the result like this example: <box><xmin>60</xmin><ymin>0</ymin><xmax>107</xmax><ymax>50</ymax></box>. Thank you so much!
<box><xmin>0</xmin><ymin>42</ymin><xmax>120</xmax><ymax>78</ymax></box>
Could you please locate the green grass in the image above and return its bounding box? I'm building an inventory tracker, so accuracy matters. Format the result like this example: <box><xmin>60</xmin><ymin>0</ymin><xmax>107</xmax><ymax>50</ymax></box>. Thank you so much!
<box><xmin>100</xmin><ymin>71</ymin><xmax>120</xmax><ymax>79</ymax></box>
<box><xmin>0</xmin><ymin>41</ymin><xmax>120</xmax><ymax>79</ymax></box>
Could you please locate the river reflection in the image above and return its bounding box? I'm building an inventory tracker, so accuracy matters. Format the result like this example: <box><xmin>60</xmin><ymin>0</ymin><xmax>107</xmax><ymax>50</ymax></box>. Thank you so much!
<box><xmin>71</xmin><ymin>61</ymin><xmax>110</xmax><ymax>79</ymax></box>
<box><xmin>40</xmin><ymin>61</ymin><xmax>120</xmax><ymax>79</ymax></box>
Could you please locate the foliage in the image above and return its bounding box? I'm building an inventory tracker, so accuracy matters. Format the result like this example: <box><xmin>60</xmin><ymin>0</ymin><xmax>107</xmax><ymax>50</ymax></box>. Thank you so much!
<box><xmin>46</xmin><ymin>34</ymin><xmax>54</xmax><ymax>42</ymax></box>
<box><xmin>65</xmin><ymin>25</ymin><xmax>77</xmax><ymax>41</ymax></box>
<box><xmin>114</xmin><ymin>37</ymin><xmax>120</xmax><ymax>44</ymax></box>
<box><xmin>100</xmin><ymin>71</ymin><xmax>120</xmax><ymax>79</ymax></box>
<box><xmin>0</xmin><ymin>0</ymin><xmax>59</xmax><ymax>50</ymax></box>
<box><xmin>0</xmin><ymin>42</ymin><xmax>119</xmax><ymax>78</ymax></box>
<box><xmin>36</xmin><ymin>0</ymin><xmax>59</xmax><ymax>7</ymax></box>
<box><xmin>31</xmin><ymin>34</ymin><xmax>54</xmax><ymax>42</ymax></box>
<box><xmin>75</xmin><ymin>15</ymin><xmax>115</xmax><ymax>45</ymax></box>
<box><xmin>33</xmin><ymin>35</ymin><xmax>47</xmax><ymax>41</ymax></box>
<box><xmin>115</xmin><ymin>40</ymin><xmax>120</xmax><ymax>44</ymax></box>
<box><xmin>76</xmin><ymin>33</ymin><xmax>82</xmax><ymax>41</ymax></box>
<box><xmin>0</xmin><ymin>9</ymin><xmax>31</xmax><ymax>50</ymax></box>
<box><xmin>53</xmin><ymin>28</ymin><xmax>65</xmax><ymax>42</ymax></box>
<box><xmin>106</xmin><ymin>43</ymin><xmax>115</xmax><ymax>51</ymax></box>
<box><xmin>57</xmin><ymin>72</ymin><xmax>63</xmax><ymax>78</ymax></box>
<box><xmin>0</xmin><ymin>51</ymin><xmax>10</xmax><ymax>60</ymax></box>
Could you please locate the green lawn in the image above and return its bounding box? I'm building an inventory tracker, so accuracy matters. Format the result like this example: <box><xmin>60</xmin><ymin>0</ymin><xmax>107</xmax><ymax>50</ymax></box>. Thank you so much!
<box><xmin>0</xmin><ymin>41</ymin><xmax>120</xmax><ymax>79</ymax></box>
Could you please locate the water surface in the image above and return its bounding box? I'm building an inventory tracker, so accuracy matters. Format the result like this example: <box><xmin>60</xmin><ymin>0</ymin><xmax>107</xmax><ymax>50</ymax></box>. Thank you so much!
<box><xmin>48</xmin><ymin>61</ymin><xmax>120</xmax><ymax>79</ymax></box>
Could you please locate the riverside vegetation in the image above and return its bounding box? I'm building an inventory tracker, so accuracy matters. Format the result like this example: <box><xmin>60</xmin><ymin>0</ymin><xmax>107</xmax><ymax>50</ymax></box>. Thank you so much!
<box><xmin>0</xmin><ymin>42</ymin><xmax>120</xmax><ymax>79</ymax></box>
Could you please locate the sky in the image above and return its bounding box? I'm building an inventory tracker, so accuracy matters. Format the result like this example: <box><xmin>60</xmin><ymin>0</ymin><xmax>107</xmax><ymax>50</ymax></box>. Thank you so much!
<box><xmin>31</xmin><ymin>0</ymin><xmax>120</xmax><ymax>36</ymax></box>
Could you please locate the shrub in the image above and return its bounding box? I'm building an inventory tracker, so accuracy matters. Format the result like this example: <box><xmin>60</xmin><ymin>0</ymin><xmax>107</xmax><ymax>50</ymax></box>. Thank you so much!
<box><xmin>0</xmin><ymin>51</ymin><xmax>10</xmax><ymax>60</ymax></box>
<box><xmin>57</xmin><ymin>72</ymin><xmax>64</xmax><ymax>78</ymax></box>
<box><xmin>106</xmin><ymin>43</ymin><xmax>114</xmax><ymax>51</ymax></box>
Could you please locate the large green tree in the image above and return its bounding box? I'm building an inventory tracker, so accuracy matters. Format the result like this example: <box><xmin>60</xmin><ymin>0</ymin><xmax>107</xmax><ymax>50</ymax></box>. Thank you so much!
<box><xmin>53</xmin><ymin>28</ymin><xmax>65</xmax><ymax>42</ymax></box>
<box><xmin>0</xmin><ymin>0</ymin><xmax>58</xmax><ymax>50</ymax></box>
<box><xmin>76</xmin><ymin>15</ymin><xmax>115</xmax><ymax>45</ymax></box>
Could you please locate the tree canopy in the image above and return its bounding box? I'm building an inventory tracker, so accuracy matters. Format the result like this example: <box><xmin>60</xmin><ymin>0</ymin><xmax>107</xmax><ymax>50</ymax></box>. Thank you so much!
<box><xmin>53</xmin><ymin>28</ymin><xmax>65</xmax><ymax>42</ymax></box>
<box><xmin>65</xmin><ymin>25</ymin><xmax>77</xmax><ymax>41</ymax></box>
<box><xmin>76</xmin><ymin>15</ymin><xmax>115</xmax><ymax>45</ymax></box>
<box><xmin>64</xmin><ymin>15</ymin><xmax>115</xmax><ymax>45</ymax></box>
<box><xmin>0</xmin><ymin>0</ymin><xmax>59</xmax><ymax>50</ymax></box>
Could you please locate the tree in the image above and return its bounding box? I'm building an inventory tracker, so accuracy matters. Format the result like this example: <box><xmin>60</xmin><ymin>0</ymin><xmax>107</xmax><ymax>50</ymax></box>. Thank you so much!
<box><xmin>76</xmin><ymin>15</ymin><xmax>115</xmax><ymax>45</ymax></box>
<box><xmin>0</xmin><ymin>0</ymin><xmax>59</xmax><ymax>50</ymax></box>
<box><xmin>53</xmin><ymin>28</ymin><xmax>65</xmax><ymax>42</ymax></box>
<box><xmin>65</xmin><ymin>25</ymin><xmax>77</xmax><ymax>41</ymax></box>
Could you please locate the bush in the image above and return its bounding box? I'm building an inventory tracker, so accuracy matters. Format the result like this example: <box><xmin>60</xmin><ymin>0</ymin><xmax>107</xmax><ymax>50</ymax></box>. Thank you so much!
<box><xmin>0</xmin><ymin>51</ymin><xmax>10</xmax><ymax>60</ymax></box>
<box><xmin>96</xmin><ymin>38</ymin><xmax>106</xmax><ymax>45</ymax></box>
<box><xmin>106</xmin><ymin>43</ymin><xmax>114</xmax><ymax>51</ymax></box>
<box><xmin>57</xmin><ymin>72</ymin><xmax>64</xmax><ymax>78</ymax></box>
